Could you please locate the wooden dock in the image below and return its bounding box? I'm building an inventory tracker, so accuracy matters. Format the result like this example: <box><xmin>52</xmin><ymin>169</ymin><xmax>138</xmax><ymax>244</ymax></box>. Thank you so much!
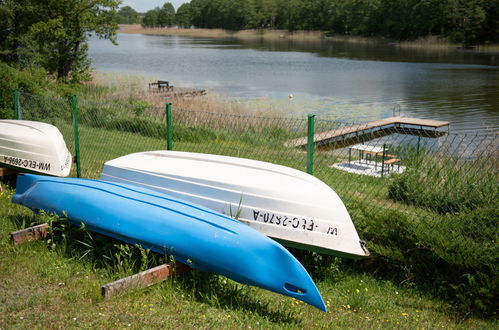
<box><xmin>149</xmin><ymin>80</ymin><xmax>206</xmax><ymax>98</ymax></box>
<box><xmin>159</xmin><ymin>87</ymin><xmax>207</xmax><ymax>98</ymax></box>
<box><xmin>285</xmin><ymin>116</ymin><xmax>450</xmax><ymax>148</ymax></box>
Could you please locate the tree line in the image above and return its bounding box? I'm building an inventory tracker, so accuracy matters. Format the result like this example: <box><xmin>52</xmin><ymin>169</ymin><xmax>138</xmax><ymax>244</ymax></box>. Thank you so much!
<box><xmin>1</xmin><ymin>0</ymin><xmax>496</xmax><ymax>84</ymax></box>
<box><xmin>138</xmin><ymin>0</ymin><xmax>498</xmax><ymax>45</ymax></box>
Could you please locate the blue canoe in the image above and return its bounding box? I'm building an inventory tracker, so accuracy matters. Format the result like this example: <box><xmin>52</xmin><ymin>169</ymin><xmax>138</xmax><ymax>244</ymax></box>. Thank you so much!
<box><xmin>12</xmin><ymin>174</ymin><xmax>327</xmax><ymax>311</ymax></box>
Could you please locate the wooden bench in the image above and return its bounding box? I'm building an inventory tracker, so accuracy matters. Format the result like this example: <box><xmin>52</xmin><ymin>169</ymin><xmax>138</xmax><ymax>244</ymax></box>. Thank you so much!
<box><xmin>364</xmin><ymin>151</ymin><xmax>394</xmax><ymax>163</ymax></box>
<box><xmin>384</xmin><ymin>158</ymin><xmax>401</xmax><ymax>172</ymax></box>
<box><xmin>149</xmin><ymin>80</ymin><xmax>173</xmax><ymax>92</ymax></box>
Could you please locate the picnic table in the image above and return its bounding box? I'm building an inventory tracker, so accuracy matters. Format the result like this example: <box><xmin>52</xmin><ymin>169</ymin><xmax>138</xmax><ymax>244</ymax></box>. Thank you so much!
<box><xmin>348</xmin><ymin>144</ymin><xmax>384</xmax><ymax>164</ymax></box>
<box><xmin>149</xmin><ymin>80</ymin><xmax>173</xmax><ymax>92</ymax></box>
<box><xmin>348</xmin><ymin>144</ymin><xmax>400</xmax><ymax>176</ymax></box>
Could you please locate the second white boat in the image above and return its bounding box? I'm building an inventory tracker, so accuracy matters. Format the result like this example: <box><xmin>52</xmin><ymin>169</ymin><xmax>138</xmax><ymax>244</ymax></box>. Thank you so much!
<box><xmin>100</xmin><ymin>151</ymin><xmax>369</xmax><ymax>259</ymax></box>
<box><xmin>0</xmin><ymin>120</ymin><xmax>72</xmax><ymax>177</ymax></box>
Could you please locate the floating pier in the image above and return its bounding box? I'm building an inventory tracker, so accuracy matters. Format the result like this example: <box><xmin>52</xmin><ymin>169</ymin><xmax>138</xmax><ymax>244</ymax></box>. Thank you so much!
<box><xmin>285</xmin><ymin>116</ymin><xmax>451</xmax><ymax>148</ymax></box>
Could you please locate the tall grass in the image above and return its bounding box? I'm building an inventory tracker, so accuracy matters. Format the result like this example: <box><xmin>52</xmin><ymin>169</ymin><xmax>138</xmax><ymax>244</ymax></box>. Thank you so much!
<box><xmin>388</xmin><ymin>152</ymin><xmax>498</xmax><ymax>214</ymax></box>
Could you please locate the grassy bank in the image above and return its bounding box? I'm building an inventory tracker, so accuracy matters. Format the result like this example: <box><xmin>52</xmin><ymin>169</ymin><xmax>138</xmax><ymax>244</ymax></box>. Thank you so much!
<box><xmin>119</xmin><ymin>25</ymin><xmax>499</xmax><ymax>53</ymax></box>
<box><xmin>119</xmin><ymin>24</ymin><xmax>326</xmax><ymax>41</ymax></box>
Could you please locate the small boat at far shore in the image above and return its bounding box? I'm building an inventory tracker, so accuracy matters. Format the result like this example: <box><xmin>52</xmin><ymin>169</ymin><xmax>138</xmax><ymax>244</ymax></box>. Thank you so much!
<box><xmin>100</xmin><ymin>151</ymin><xmax>369</xmax><ymax>259</ymax></box>
<box><xmin>0</xmin><ymin>120</ymin><xmax>71</xmax><ymax>177</ymax></box>
<box><xmin>13</xmin><ymin>174</ymin><xmax>327</xmax><ymax>312</ymax></box>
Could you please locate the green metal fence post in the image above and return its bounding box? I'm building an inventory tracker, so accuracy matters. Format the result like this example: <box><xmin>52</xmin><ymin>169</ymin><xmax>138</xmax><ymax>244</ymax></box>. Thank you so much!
<box><xmin>381</xmin><ymin>143</ymin><xmax>386</xmax><ymax>178</ymax></box>
<box><xmin>71</xmin><ymin>95</ymin><xmax>81</xmax><ymax>178</ymax></box>
<box><xmin>307</xmin><ymin>114</ymin><xmax>315</xmax><ymax>175</ymax></box>
<box><xmin>166</xmin><ymin>102</ymin><xmax>173</xmax><ymax>150</ymax></box>
<box><xmin>416</xmin><ymin>135</ymin><xmax>421</xmax><ymax>158</ymax></box>
<box><xmin>13</xmin><ymin>89</ymin><xmax>21</xmax><ymax>119</ymax></box>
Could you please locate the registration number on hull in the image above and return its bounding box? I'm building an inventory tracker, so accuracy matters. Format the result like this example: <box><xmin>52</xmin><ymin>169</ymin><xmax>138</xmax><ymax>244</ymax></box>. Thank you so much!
<box><xmin>2</xmin><ymin>155</ymin><xmax>51</xmax><ymax>172</ymax></box>
<box><xmin>251</xmin><ymin>210</ymin><xmax>338</xmax><ymax>236</ymax></box>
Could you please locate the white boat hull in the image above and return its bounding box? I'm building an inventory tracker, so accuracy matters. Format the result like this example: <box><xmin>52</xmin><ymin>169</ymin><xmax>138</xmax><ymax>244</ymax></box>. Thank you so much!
<box><xmin>100</xmin><ymin>151</ymin><xmax>369</xmax><ymax>258</ymax></box>
<box><xmin>0</xmin><ymin>120</ymin><xmax>72</xmax><ymax>177</ymax></box>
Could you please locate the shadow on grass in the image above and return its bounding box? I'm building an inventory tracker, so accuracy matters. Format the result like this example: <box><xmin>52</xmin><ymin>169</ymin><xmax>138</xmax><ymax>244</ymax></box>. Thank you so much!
<box><xmin>174</xmin><ymin>269</ymin><xmax>301</xmax><ymax>325</ymax></box>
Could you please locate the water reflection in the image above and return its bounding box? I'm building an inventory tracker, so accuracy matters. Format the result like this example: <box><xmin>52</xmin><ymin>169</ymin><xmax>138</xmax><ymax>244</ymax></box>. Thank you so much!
<box><xmin>234</xmin><ymin>37</ymin><xmax>499</xmax><ymax>66</ymax></box>
<box><xmin>88</xmin><ymin>33</ymin><xmax>499</xmax><ymax>133</ymax></box>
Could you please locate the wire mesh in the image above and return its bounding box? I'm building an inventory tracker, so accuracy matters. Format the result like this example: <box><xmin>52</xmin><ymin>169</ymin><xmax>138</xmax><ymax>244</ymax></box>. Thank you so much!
<box><xmin>13</xmin><ymin>92</ymin><xmax>498</xmax><ymax>215</ymax></box>
<box><xmin>6</xmin><ymin>91</ymin><xmax>497</xmax><ymax>314</ymax></box>
<box><xmin>75</xmin><ymin>97</ymin><xmax>166</xmax><ymax>178</ymax></box>
<box><xmin>19</xmin><ymin>92</ymin><xmax>77</xmax><ymax>177</ymax></box>
<box><xmin>10</xmin><ymin>92</ymin><xmax>498</xmax><ymax>272</ymax></box>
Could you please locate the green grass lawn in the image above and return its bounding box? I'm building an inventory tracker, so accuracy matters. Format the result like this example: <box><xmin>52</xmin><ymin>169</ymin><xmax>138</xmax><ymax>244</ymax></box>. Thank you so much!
<box><xmin>1</xmin><ymin>114</ymin><xmax>496</xmax><ymax>328</ymax></box>
<box><xmin>0</xmin><ymin>187</ymin><xmax>494</xmax><ymax>329</ymax></box>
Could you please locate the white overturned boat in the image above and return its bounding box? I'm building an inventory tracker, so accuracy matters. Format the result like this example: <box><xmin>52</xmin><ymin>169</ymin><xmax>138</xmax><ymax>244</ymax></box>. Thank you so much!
<box><xmin>101</xmin><ymin>151</ymin><xmax>369</xmax><ymax>259</ymax></box>
<box><xmin>0</xmin><ymin>120</ymin><xmax>71</xmax><ymax>177</ymax></box>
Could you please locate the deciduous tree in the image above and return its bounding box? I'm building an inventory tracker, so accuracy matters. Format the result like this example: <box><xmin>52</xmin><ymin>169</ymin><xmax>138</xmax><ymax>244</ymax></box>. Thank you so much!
<box><xmin>157</xmin><ymin>2</ymin><xmax>175</xmax><ymax>27</ymax></box>
<box><xmin>175</xmin><ymin>3</ymin><xmax>192</xmax><ymax>28</ymax></box>
<box><xmin>117</xmin><ymin>5</ymin><xmax>139</xmax><ymax>24</ymax></box>
<box><xmin>0</xmin><ymin>0</ymin><xmax>119</xmax><ymax>82</ymax></box>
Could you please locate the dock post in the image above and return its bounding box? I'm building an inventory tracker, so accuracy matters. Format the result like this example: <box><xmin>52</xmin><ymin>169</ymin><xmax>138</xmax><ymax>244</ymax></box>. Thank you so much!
<box><xmin>72</xmin><ymin>95</ymin><xmax>81</xmax><ymax>178</ymax></box>
<box><xmin>307</xmin><ymin>114</ymin><xmax>315</xmax><ymax>175</ymax></box>
<box><xmin>166</xmin><ymin>103</ymin><xmax>173</xmax><ymax>150</ymax></box>
<box><xmin>13</xmin><ymin>89</ymin><xmax>21</xmax><ymax>120</ymax></box>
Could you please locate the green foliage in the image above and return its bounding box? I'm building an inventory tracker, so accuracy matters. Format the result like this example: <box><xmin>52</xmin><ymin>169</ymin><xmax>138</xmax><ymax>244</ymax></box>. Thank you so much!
<box><xmin>141</xmin><ymin>3</ymin><xmax>176</xmax><ymax>28</ymax></box>
<box><xmin>0</xmin><ymin>66</ymin><xmax>83</xmax><ymax>120</ymax></box>
<box><xmin>292</xmin><ymin>250</ymin><xmax>345</xmax><ymax>283</ymax></box>
<box><xmin>0</xmin><ymin>63</ymin><xmax>42</xmax><ymax>118</ymax></box>
<box><xmin>43</xmin><ymin>215</ymin><xmax>167</xmax><ymax>276</ymax></box>
<box><xmin>175</xmin><ymin>3</ymin><xmax>192</xmax><ymax>28</ymax></box>
<box><xmin>129</xmin><ymin>99</ymin><xmax>153</xmax><ymax>116</ymax></box>
<box><xmin>450</xmin><ymin>272</ymin><xmax>498</xmax><ymax>317</ymax></box>
<box><xmin>117</xmin><ymin>6</ymin><xmax>140</xmax><ymax>24</ymax></box>
<box><xmin>448</xmin><ymin>0</ymin><xmax>488</xmax><ymax>45</ymax></box>
<box><xmin>388</xmin><ymin>155</ymin><xmax>498</xmax><ymax>214</ymax></box>
<box><xmin>142</xmin><ymin>8</ymin><xmax>159</xmax><ymax>27</ymax></box>
<box><xmin>158</xmin><ymin>3</ymin><xmax>176</xmax><ymax>27</ymax></box>
<box><xmin>0</xmin><ymin>0</ymin><xmax>119</xmax><ymax>82</ymax></box>
<box><xmin>350</xmin><ymin>198</ymin><xmax>498</xmax><ymax>317</ymax></box>
<box><xmin>178</xmin><ymin>0</ymin><xmax>497</xmax><ymax>43</ymax></box>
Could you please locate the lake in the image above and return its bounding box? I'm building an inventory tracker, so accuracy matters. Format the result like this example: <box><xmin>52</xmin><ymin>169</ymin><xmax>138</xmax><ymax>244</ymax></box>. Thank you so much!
<box><xmin>89</xmin><ymin>33</ymin><xmax>499</xmax><ymax>133</ymax></box>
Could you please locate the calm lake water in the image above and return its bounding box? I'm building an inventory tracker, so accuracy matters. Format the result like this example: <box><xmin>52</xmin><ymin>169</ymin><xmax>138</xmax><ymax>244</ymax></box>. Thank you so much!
<box><xmin>89</xmin><ymin>33</ymin><xmax>499</xmax><ymax>133</ymax></box>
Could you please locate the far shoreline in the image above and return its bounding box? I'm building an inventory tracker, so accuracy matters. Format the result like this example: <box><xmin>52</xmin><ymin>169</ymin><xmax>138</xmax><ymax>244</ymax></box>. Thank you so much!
<box><xmin>118</xmin><ymin>24</ymin><xmax>499</xmax><ymax>54</ymax></box>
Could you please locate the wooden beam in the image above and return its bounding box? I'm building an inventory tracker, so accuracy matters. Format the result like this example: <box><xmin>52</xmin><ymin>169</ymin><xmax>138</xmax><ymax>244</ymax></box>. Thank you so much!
<box><xmin>0</xmin><ymin>167</ymin><xmax>18</xmax><ymax>177</ymax></box>
<box><xmin>102</xmin><ymin>262</ymin><xmax>190</xmax><ymax>299</ymax></box>
<box><xmin>10</xmin><ymin>223</ymin><xmax>49</xmax><ymax>245</ymax></box>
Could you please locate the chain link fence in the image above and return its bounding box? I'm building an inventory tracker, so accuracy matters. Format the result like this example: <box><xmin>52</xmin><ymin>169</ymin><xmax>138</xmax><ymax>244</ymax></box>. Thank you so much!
<box><xmin>6</xmin><ymin>91</ymin><xmax>499</xmax><ymax>313</ymax></box>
